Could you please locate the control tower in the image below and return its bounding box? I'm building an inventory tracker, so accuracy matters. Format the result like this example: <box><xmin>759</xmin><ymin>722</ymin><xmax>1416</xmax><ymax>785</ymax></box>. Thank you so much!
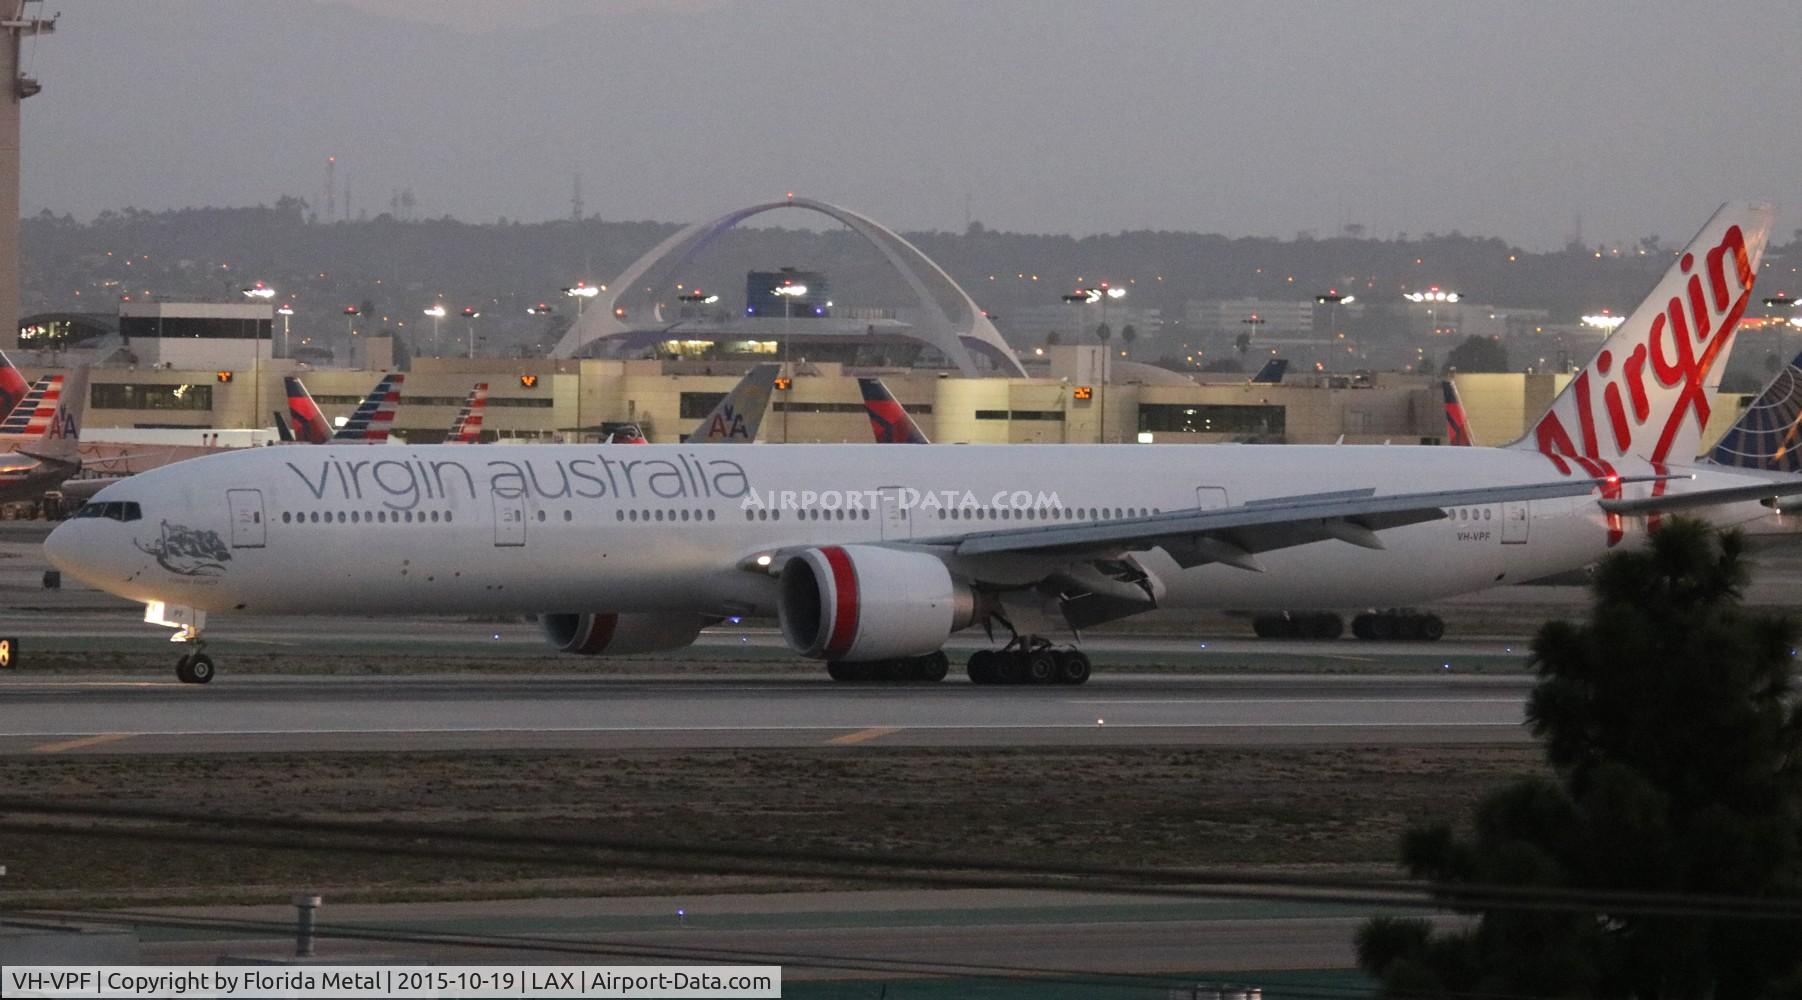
<box><xmin>0</xmin><ymin>1</ymin><xmax>52</xmax><ymax>350</ymax></box>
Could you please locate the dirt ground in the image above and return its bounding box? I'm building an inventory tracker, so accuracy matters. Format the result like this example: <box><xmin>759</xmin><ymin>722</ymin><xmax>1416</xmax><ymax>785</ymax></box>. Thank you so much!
<box><xmin>0</xmin><ymin>744</ymin><xmax>1545</xmax><ymax>908</ymax></box>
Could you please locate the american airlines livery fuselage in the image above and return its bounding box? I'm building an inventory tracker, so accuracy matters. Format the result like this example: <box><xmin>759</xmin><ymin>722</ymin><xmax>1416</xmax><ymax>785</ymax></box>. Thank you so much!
<box><xmin>44</xmin><ymin>204</ymin><xmax>1802</xmax><ymax>686</ymax></box>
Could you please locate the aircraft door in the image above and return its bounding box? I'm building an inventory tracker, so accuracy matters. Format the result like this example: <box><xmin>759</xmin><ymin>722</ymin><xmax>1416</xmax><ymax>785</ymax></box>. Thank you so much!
<box><xmin>493</xmin><ymin>495</ymin><xmax>526</xmax><ymax>547</ymax></box>
<box><xmin>225</xmin><ymin>489</ymin><xmax>265</xmax><ymax>548</ymax></box>
<box><xmin>1501</xmin><ymin>501</ymin><xmax>1529</xmax><ymax>544</ymax></box>
<box><xmin>1195</xmin><ymin>486</ymin><xmax>1229</xmax><ymax>511</ymax></box>
<box><xmin>877</xmin><ymin>486</ymin><xmax>910</xmax><ymax>540</ymax></box>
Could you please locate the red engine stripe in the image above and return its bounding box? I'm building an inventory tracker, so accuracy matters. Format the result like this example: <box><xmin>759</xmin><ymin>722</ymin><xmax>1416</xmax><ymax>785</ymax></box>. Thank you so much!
<box><xmin>821</xmin><ymin>546</ymin><xmax>859</xmax><ymax>659</ymax></box>
<box><xmin>578</xmin><ymin>612</ymin><xmax>619</xmax><ymax>654</ymax></box>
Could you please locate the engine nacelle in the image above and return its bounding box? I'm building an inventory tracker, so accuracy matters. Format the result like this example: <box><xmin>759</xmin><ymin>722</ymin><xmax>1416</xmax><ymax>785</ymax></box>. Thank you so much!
<box><xmin>542</xmin><ymin>612</ymin><xmax>708</xmax><ymax>656</ymax></box>
<box><xmin>778</xmin><ymin>545</ymin><xmax>974</xmax><ymax>661</ymax></box>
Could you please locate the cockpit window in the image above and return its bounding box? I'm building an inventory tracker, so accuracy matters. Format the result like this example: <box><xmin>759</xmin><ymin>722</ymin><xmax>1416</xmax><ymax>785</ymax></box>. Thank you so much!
<box><xmin>73</xmin><ymin>501</ymin><xmax>141</xmax><ymax>522</ymax></box>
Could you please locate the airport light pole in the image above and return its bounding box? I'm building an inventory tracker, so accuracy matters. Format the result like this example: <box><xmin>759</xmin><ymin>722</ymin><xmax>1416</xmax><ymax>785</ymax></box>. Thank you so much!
<box><xmin>564</xmin><ymin>282</ymin><xmax>601</xmax><ymax>321</ymax></box>
<box><xmin>342</xmin><ymin>305</ymin><xmax>360</xmax><ymax>364</ymax></box>
<box><xmin>422</xmin><ymin>305</ymin><xmax>446</xmax><ymax>358</ymax></box>
<box><xmin>1766</xmin><ymin>295</ymin><xmax>1796</xmax><ymax>368</ymax></box>
<box><xmin>461</xmin><ymin>307</ymin><xmax>481</xmax><ymax>360</ymax></box>
<box><xmin>1315</xmin><ymin>291</ymin><xmax>1355</xmax><ymax>369</ymax></box>
<box><xmin>277</xmin><ymin>304</ymin><xmax>293</xmax><ymax>358</ymax></box>
<box><xmin>773</xmin><ymin>283</ymin><xmax>808</xmax><ymax>443</ymax></box>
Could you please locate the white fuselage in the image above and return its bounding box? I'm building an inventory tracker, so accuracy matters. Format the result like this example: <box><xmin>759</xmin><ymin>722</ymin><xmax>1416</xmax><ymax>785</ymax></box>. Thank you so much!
<box><xmin>43</xmin><ymin>442</ymin><xmax>1788</xmax><ymax>623</ymax></box>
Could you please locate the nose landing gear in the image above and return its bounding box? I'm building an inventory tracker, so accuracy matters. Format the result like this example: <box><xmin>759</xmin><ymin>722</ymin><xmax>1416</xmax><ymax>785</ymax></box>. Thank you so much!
<box><xmin>146</xmin><ymin>602</ymin><xmax>215</xmax><ymax>684</ymax></box>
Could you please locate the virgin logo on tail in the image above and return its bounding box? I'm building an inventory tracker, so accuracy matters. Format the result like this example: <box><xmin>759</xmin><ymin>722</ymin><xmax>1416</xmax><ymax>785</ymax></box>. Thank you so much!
<box><xmin>1519</xmin><ymin>203</ymin><xmax>1773</xmax><ymax>472</ymax></box>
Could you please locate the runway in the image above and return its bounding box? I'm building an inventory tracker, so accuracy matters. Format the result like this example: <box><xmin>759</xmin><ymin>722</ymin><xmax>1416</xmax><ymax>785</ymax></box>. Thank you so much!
<box><xmin>0</xmin><ymin>672</ymin><xmax>1534</xmax><ymax>754</ymax></box>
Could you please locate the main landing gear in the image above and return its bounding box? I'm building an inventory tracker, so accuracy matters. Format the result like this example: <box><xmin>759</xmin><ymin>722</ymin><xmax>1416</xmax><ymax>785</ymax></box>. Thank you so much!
<box><xmin>1251</xmin><ymin>612</ymin><xmax>1344</xmax><ymax>640</ymax></box>
<box><xmin>1350</xmin><ymin>609</ymin><xmax>1445</xmax><ymax>641</ymax></box>
<box><xmin>966</xmin><ymin>636</ymin><xmax>1091</xmax><ymax>686</ymax></box>
<box><xmin>826</xmin><ymin>651</ymin><xmax>951</xmax><ymax>683</ymax></box>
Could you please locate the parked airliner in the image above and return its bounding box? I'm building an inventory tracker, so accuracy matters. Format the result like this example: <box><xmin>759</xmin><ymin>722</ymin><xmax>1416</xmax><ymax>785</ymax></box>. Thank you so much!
<box><xmin>46</xmin><ymin>204</ymin><xmax>1802</xmax><ymax>687</ymax></box>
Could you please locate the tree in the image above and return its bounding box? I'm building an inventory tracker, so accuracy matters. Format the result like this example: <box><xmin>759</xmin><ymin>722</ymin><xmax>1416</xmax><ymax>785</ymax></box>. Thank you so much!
<box><xmin>1120</xmin><ymin>323</ymin><xmax>1138</xmax><ymax>359</ymax></box>
<box><xmin>1358</xmin><ymin>520</ymin><xmax>1802</xmax><ymax>998</ymax></box>
<box><xmin>1045</xmin><ymin>330</ymin><xmax>1063</xmax><ymax>347</ymax></box>
<box><xmin>1445</xmin><ymin>334</ymin><xmax>1509</xmax><ymax>373</ymax></box>
<box><xmin>1234</xmin><ymin>332</ymin><xmax>1251</xmax><ymax>357</ymax></box>
<box><xmin>1094</xmin><ymin>322</ymin><xmax>1112</xmax><ymax>344</ymax></box>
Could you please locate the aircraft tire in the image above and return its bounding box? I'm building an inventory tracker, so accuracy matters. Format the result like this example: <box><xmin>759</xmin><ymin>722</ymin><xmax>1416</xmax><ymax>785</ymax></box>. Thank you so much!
<box><xmin>1367</xmin><ymin>614</ymin><xmax>1396</xmax><ymax>640</ymax></box>
<box><xmin>919</xmin><ymin>651</ymin><xmax>950</xmax><ymax>682</ymax></box>
<box><xmin>1421</xmin><ymin>615</ymin><xmax>1446</xmax><ymax>641</ymax></box>
<box><xmin>1351</xmin><ymin>613</ymin><xmax>1374</xmax><ymax>640</ymax></box>
<box><xmin>993</xmin><ymin>652</ymin><xmax>1026</xmax><ymax>686</ymax></box>
<box><xmin>1395</xmin><ymin>615</ymin><xmax>1422</xmax><ymax>640</ymax></box>
<box><xmin>826</xmin><ymin>661</ymin><xmax>859</xmax><ymax>682</ymax></box>
<box><xmin>966</xmin><ymin>650</ymin><xmax>997</xmax><ymax>685</ymax></box>
<box><xmin>1056</xmin><ymin>649</ymin><xmax>1092</xmax><ymax>685</ymax></box>
<box><xmin>175</xmin><ymin>654</ymin><xmax>194</xmax><ymax>684</ymax></box>
<box><xmin>186</xmin><ymin>653</ymin><xmax>215</xmax><ymax>684</ymax></box>
<box><xmin>1025</xmin><ymin>650</ymin><xmax>1059</xmax><ymax>685</ymax></box>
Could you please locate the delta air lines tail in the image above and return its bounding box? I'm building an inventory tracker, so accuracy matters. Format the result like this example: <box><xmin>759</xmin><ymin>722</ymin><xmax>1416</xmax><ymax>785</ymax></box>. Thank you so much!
<box><xmin>0</xmin><ymin>350</ymin><xmax>28</xmax><ymax>420</ymax></box>
<box><xmin>1443</xmin><ymin>380</ymin><xmax>1473</xmax><ymax>446</ymax></box>
<box><xmin>857</xmin><ymin>378</ymin><xmax>930</xmax><ymax>444</ymax></box>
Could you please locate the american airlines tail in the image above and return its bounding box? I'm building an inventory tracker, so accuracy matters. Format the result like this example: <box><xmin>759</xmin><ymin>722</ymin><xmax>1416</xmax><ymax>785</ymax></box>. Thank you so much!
<box><xmin>857</xmin><ymin>377</ymin><xmax>930</xmax><ymax>444</ymax></box>
<box><xmin>0</xmin><ymin>349</ymin><xmax>28</xmax><ymax>419</ymax></box>
<box><xmin>283</xmin><ymin>377</ymin><xmax>333</xmax><ymax>444</ymax></box>
<box><xmin>332</xmin><ymin>373</ymin><xmax>404</xmax><ymax>443</ymax></box>
<box><xmin>0</xmin><ymin>366</ymin><xmax>87</xmax><ymax>464</ymax></box>
<box><xmin>1511</xmin><ymin>202</ymin><xmax>1774</xmax><ymax>472</ymax></box>
<box><xmin>446</xmin><ymin>382</ymin><xmax>488</xmax><ymax>444</ymax></box>
<box><xmin>1442</xmin><ymin>379</ymin><xmax>1473</xmax><ymax>446</ymax></box>
<box><xmin>689</xmin><ymin>363</ymin><xmax>780</xmax><ymax>442</ymax></box>
<box><xmin>1708</xmin><ymin>350</ymin><xmax>1802</xmax><ymax>473</ymax></box>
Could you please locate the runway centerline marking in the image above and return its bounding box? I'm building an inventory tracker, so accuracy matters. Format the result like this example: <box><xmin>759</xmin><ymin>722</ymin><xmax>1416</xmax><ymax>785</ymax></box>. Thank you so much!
<box><xmin>30</xmin><ymin>732</ymin><xmax>136</xmax><ymax>754</ymax></box>
<box><xmin>828</xmin><ymin>726</ymin><xmax>903</xmax><ymax>745</ymax></box>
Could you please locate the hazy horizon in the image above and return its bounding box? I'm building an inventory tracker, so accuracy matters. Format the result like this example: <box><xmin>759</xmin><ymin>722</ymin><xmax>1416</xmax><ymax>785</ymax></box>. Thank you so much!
<box><xmin>19</xmin><ymin>1</ymin><xmax>1801</xmax><ymax>249</ymax></box>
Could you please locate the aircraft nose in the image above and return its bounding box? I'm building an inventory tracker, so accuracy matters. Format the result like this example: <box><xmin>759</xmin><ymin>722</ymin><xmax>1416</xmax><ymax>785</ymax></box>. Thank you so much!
<box><xmin>43</xmin><ymin>519</ymin><xmax>80</xmax><ymax>576</ymax></box>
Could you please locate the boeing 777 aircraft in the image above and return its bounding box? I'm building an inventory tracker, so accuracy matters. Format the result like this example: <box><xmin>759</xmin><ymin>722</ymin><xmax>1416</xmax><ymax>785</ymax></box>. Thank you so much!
<box><xmin>47</xmin><ymin>205</ymin><xmax>1802</xmax><ymax>687</ymax></box>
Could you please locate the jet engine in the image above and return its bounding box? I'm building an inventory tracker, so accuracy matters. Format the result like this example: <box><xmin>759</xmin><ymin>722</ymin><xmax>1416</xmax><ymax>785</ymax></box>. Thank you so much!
<box><xmin>542</xmin><ymin>612</ymin><xmax>709</xmax><ymax>656</ymax></box>
<box><xmin>777</xmin><ymin>545</ymin><xmax>975</xmax><ymax>661</ymax></box>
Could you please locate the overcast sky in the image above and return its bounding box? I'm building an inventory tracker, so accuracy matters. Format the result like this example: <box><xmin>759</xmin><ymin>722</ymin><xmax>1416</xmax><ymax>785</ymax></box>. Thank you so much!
<box><xmin>19</xmin><ymin>0</ymin><xmax>1801</xmax><ymax>248</ymax></box>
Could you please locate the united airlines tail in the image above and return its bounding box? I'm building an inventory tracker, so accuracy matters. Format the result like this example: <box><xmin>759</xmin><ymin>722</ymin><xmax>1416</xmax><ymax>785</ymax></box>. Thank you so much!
<box><xmin>446</xmin><ymin>382</ymin><xmax>488</xmax><ymax>444</ymax></box>
<box><xmin>1708</xmin><ymin>351</ymin><xmax>1802</xmax><ymax>473</ymax></box>
<box><xmin>1442</xmin><ymin>379</ymin><xmax>1473</xmax><ymax>446</ymax></box>
<box><xmin>689</xmin><ymin>363</ymin><xmax>779</xmax><ymax>443</ymax></box>
<box><xmin>857</xmin><ymin>377</ymin><xmax>930</xmax><ymax>444</ymax></box>
<box><xmin>1250</xmin><ymin>358</ymin><xmax>1289</xmax><ymax>385</ymax></box>
<box><xmin>0</xmin><ymin>350</ymin><xmax>28</xmax><ymax>419</ymax></box>
<box><xmin>1512</xmin><ymin>202</ymin><xmax>1774</xmax><ymax>472</ymax></box>
<box><xmin>283</xmin><ymin>377</ymin><xmax>333</xmax><ymax>444</ymax></box>
<box><xmin>332</xmin><ymin>373</ymin><xmax>405</xmax><ymax>443</ymax></box>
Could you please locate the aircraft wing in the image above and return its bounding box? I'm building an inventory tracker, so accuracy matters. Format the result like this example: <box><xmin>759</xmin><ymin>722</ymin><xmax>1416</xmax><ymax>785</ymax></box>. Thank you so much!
<box><xmin>920</xmin><ymin>479</ymin><xmax>1625</xmax><ymax>570</ymax></box>
<box><xmin>1598</xmin><ymin>478</ymin><xmax>1802</xmax><ymax>516</ymax></box>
